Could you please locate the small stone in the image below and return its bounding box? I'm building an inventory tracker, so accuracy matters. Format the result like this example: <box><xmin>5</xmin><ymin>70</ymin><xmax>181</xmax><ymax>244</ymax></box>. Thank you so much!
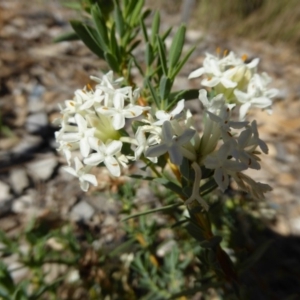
<box><xmin>27</xmin><ymin>84</ymin><xmax>45</xmax><ymax>113</ymax></box>
<box><xmin>12</xmin><ymin>134</ymin><xmax>42</xmax><ymax>154</ymax></box>
<box><xmin>9</xmin><ymin>168</ymin><xmax>29</xmax><ymax>194</ymax></box>
<box><xmin>71</xmin><ymin>201</ymin><xmax>95</xmax><ymax>220</ymax></box>
<box><xmin>12</xmin><ymin>194</ymin><xmax>34</xmax><ymax>213</ymax></box>
<box><xmin>26</xmin><ymin>112</ymin><xmax>48</xmax><ymax>133</ymax></box>
<box><xmin>26</xmin><ymin>154</ymin><xmax>58</xmax><ymax>181</ymax></box>
<box><xmin>0</xmin><ymin>181</ymin><xmax>11</xmax><ymax>202</ymax></box>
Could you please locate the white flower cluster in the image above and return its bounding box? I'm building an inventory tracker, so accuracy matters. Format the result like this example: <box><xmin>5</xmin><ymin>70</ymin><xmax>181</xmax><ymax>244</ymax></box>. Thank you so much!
<box><xmin>189</xmin><ymin>51</ymin><xmax>278</xmax><ymax>120</ymax></box>
<box><xmin>55</xmin><ymin>51</ymin><xmax>274</xmax><ymax>206</ymax></box>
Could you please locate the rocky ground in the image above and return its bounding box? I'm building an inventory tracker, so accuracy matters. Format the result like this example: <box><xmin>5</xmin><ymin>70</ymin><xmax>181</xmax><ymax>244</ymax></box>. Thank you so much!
<box><xmin>1</xmin><ymin>0</ymin><xmax>300</xmax><ymax>295</ymax></box>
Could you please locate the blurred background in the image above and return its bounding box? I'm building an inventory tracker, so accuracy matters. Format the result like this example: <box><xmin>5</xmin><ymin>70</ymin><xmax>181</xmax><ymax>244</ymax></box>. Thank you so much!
<box><xmin>1</xmin><ymin>0</ymin><xmax>300</xmax><ymax>299</ymax></box>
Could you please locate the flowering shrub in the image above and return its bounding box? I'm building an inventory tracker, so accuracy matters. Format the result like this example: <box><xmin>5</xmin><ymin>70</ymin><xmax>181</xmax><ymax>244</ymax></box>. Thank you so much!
<box><xmin>54</xmin><ymin>0</ymin><xmax>277</xmax><ymax>297</ymax></box>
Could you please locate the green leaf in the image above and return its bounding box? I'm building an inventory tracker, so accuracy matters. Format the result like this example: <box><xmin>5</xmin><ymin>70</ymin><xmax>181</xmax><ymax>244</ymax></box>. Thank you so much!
<box><xmin>140</xmin><ymin>18</ymin><xmax>149</xmax><ymax>42</ymax></box>
<box><xmin>159</xmin><ymin>75</ymin><xmax>172</xmax><ymax>100</ymax></box>
<box><xmin>121</xmin><ymin>202</ymin><xmax>183</xmax><ymax>222</ymax></box>
<box><xmin>128</xmin><ymin>39</ymin><xmax>141</xmax><ymax>54</ymax></box>
<box><xmin>157</xmin><ymin>36</ymin><xmax>168</xmax><ymax>76</ymax></box>
<box><xmin>114</xmin><ymin>0</ymin><xmax>125</xmax><ymax>37</ymax></box>
<box><xmin>91</xmin><ymin>4</ymin><xmax>109</xmax><ymax>51</ymax></box>
<box><xmin>130</xmin><ymin>174</ymin><xmax>155</xmax><ymax>181</ymax></box>
<box><xmin>53</xmin><ymin>31</ymin><xmax>79</xmax><ymax>43</ymax></box>
<box><xmin>200</xmin><ymin>178</ymin><xmax>218</xmax><ymax>196</ymax></box>
<box><xmin>109</xmin><ymin>23</ymin><xmax>121</xmax><ymax>61</ymax></box>
<box><xmin>70</xmin><ymin>21</ymin><xmax>104</xmax><ymax>59</ymax></box>
<box><xmin>151</xmin><ymin>11</ymin><xmax>160</xmax><ymax>46</ymax></box>
<box><xmin>146</xmin><ymin>78</ymin><xmax>160</xmax><ymax>107</ymax></box>
<box><xmin>166</xmin><ymin>88</ymin><xmax>199</xmax><ymax>111</ymax></box>
<box><xmin>153</xmin><ymin>178</ymin><xmax>183</xmax><ymax>196</ymax></box>
<box><xmin>170</xmin><ymin>45</ymin><xmax>196</xmax><ymax>79</ymax></box>
<box><xmin>168</xmin><ymin>25</ymin><xmax>186</xmax><ymax>75</ymax></box>
<box><xmin>145</xmin><ymin>42</ymin><xmax>154</xmax><ymax>67</ymax></box>
<box><xmin>104</xmin><ymin>52</ymin><xmax>120</xmax><ymax>73</ymax></box>
<box><xmin>161</xmin><ymin>26</ymin><xmax>172</xmax><ymax>42</ymax></box>
<box><xmin>129</xmin><ymin>0</ymin><xmax>144</xmax><ymax>26</ymax></box>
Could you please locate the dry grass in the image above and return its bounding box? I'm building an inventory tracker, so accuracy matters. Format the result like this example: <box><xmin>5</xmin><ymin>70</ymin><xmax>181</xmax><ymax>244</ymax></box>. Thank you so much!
<box><xmin>194</xmin><ymin>0</ymin><xmax>300</xmax><ymax>48</ymax></box>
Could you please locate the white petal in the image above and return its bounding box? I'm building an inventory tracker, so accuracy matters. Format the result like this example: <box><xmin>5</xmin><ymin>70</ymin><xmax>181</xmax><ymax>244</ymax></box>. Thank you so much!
<box><xmin>106</xmin><ymin>140</ymin><xmax>122</xmax><ymax>156</ymax></box>
<box><xmin>81</xmin><ymin>174</ymin><xmax>98</xmax><ymax>186</ymax></box>
<box><xmin>199</xmin><ymin>89</ymin><xmax>209</xmax><ymax>107</ymax></box>
<box><xmin>177</xmin><ymin>129</ymin><xmax>195</xmax><ymax>145</ymax></box>
<box><xmin>214</xmin><ymin>167</ymin><xmax>228</xmax><ymax>192</ymax></box>
<box><xmin>74</xmin><ymin>157</ymin><xmax>83</xmax><ymax>172</ymax></box>
<box><xmin>188</xmin><ymin>67</ymin><xmax>205</xmax><ymax>79</ymax></box>
<box><xmin>112</xmin><ymin>113</ymin><xmax>125</xmax><ymax>130</ymax></box>
<box><xmin>171</xmin><ymin>99</ymin><xmax>185</xmax><ymax>116</ymax></box>
<box><xmin>113</xmin><ymin>93</ymin><xmax>125</xmax><ymax>110</ymax></box>
<box><xmin>161</xmin><ymin>121</ymin><xmax>174</xmax><ymax>142</ymax></box>
<box><xmin>234</xmin><ymin>90</ymin><xmax>249</xmax><ymax>104</ymax></box>
<box><xmin>84</xmin><ymin>153</ymin><xmax>104</xmax><ymax>166</ymax></box>
<box><xmin>75</xmin><ymin>114</ymin><xmax>87</xmax><ymax>132</ymax></box>
<box><xmin>97</xmin><ymin>106</ymin><xmax>116</xmax><ymax>116</ymax></box>
<box><xmin>63</xmin><ymin>166</ymin><xmax>78</xmax><ymax>177</ymax></box>
<box><xmin>201</xmin><ymin>77</ymin><xmax>220</xmax><ymax>87</ymax></box>
<box><xmin>239</xmin><ymin>102</ymin><xmax>251</xmax><ymax>121</ymax></box>
<box><xmin>145</xmin><ymin>143</ymin><xmax>168</xmax><ymax>158</ymax></box>
<box><xmin>104</xmin><ymin>156</ymin><xmax>120</xmax><ymax>177</ymax></box>
<box><xmin>123</xmin><ymin>106</ymin><xmax>143</xmax><ymax>118</ymax></box>
<box><xmin>250</xmin><ymin>97</ymin><xmax>272</xmax><ymax>108</ymax></box>
<box><xmin>155</xmin><ymin>110</ymin><xmax>169</xmax><ymax>121</ymax></box>
<box><xmin>247</xmin><ymin>58</ymin><xmax>259</xmax><ymax>69</ymax></box>
<box><xmin>60</xmin><ymin>132</ymin><xmax>80</xmax><ymax>143</ymax></box>
<box><xmin>220</xmin><ymin>77</ymin><xmax>237</xmax><ymax>88</ymax></box>
<box><xmin>223</xmin><ymin>160</ymin><xmax>247</xmax><ymax>172</ymax></box>
<box><xmin>80</xmin><ymin>180</ymin><xmax>89</xmax><ymax>192</ymax></box>
<box><xmin>80</xmin><ymin>138</ymin><xmax>90</xmax><ymax>158</ymax></box>
<box><xmin>88</xmin><ymin>137</ymin><xmax>102</xmax><ymax>151</ymax></box>
<box><xmin>168</xmin><ymin>145</ymin><xmax>183</xmax><ymax>165</ymax></box>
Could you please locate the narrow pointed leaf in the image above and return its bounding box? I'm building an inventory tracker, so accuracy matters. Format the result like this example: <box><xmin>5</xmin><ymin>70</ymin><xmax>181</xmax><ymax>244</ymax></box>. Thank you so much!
<box><xmin>159</xmin><ymin>75</ymin><xmax>172</xmax><ymax>100</ymax></box>
<box><xmin>53</xmin><ymin>31</ymin><xmax>79</xmax><ymax>43</ymax></box>
<box><xmin>169</xmin><ymin>25</ymin><xmax>186</xmax><ymax>74</ymax></box>
<box><xmin>146</xmin><ymin>78</ymin><xmax>160</xmax><ymax>107</ymax></box>
<box><xmin>122</xmin><ymin>202</ymin><xmax>183</xmax><ymax>221</ymax></box>
<box><xmin>70</xmin><ymin>21</ymin><xmax>104</xmax><ymax>59</ymax></box>
<box><xmin>145</xmin><ymin>42</ymin><xmax>154</xmax><ymax>66</ymax></box>
<box><xmin>161</xmin><ymin>26</ymin><xmax>172</xmax><ymax>41</ymax></box>
<box><xmin>154</xmin><ymin>178</ymin><xmax>184</xmax><ymax>196</ymax></box>
<box><xmin>170</xmin><ymin>45</ymin><xmax>196</xmax><ymax>79</ymax></box>
<box><xmin>91</xmin><ymin>4</ymin><xmax>109</xmax><ymax>51</ymax></box>
<box><xmin>114</xmin><ymin>0</ymin><xmax>125</xmax><ymax>37</ymax></box>
<box><xmin>151</xmin><ymin>11</ymin><xmax>160</xmax><ymax>45</ymax></box>
<box><xmin>157</xmin><ymin>36</ymin><xmax>168</xmax><ymax>76</ymax></box>
<box><xmin>104</xmin><ymin>52</ymin><xmax>120</xmax><ymax>73</ymax></box>
<box><xmin>140</xmin><ymin>18</ymin><xmax>149</xmax><ymax>42</ymax></box>
<box><xmin>129</xmin><ymin>0</ymin><xmax>144</xmax><ymax>26</ymax></box>
<box><xmin>109</xmin><ymin>23</ymin><xmax>120</xmax><ymax>60</ymax></box>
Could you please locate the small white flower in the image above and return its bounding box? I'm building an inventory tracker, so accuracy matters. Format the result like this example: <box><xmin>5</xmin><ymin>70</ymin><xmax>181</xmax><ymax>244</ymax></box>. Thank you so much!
<box><xmin>145</xmin><ymin>121</ymin><xmax>195</xmax><ymax>165</ymax></box>
<box><xmin>84</xmin><ymin>138</ymin><xmax>123</xmax><ymax>177</ymax></box>
<box><xmin>153</xmin><ymin>99</ymin><xmax>185</xmax><ymax>125</ymax></box>
<box><xmin>64</xmin><ymin>157</ymin><xmax>98</xmax><ymax>191</ymax></box>
<box><xmin>97</xmin><ymin>93</ymin><xmax>148</xmax><ymax>130</ymax></box>
<box><xmin>234</xmin><ymin>73</ymin><xmax>278</xmax><ymax>120</ymax></box>
<box><xmin>58</xmin><ymin>114</ymin><xmax>95</xmax><ymax>157</ymax></box>
<box><xmin>204</xmin><ymin>142</ymin><xmax>247</xmax><ymax>191</ymax></box>
<box><xmin>198</xmin><ymin>89</ymin><xmax>224</xmax><ymax>113</ymax></box>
